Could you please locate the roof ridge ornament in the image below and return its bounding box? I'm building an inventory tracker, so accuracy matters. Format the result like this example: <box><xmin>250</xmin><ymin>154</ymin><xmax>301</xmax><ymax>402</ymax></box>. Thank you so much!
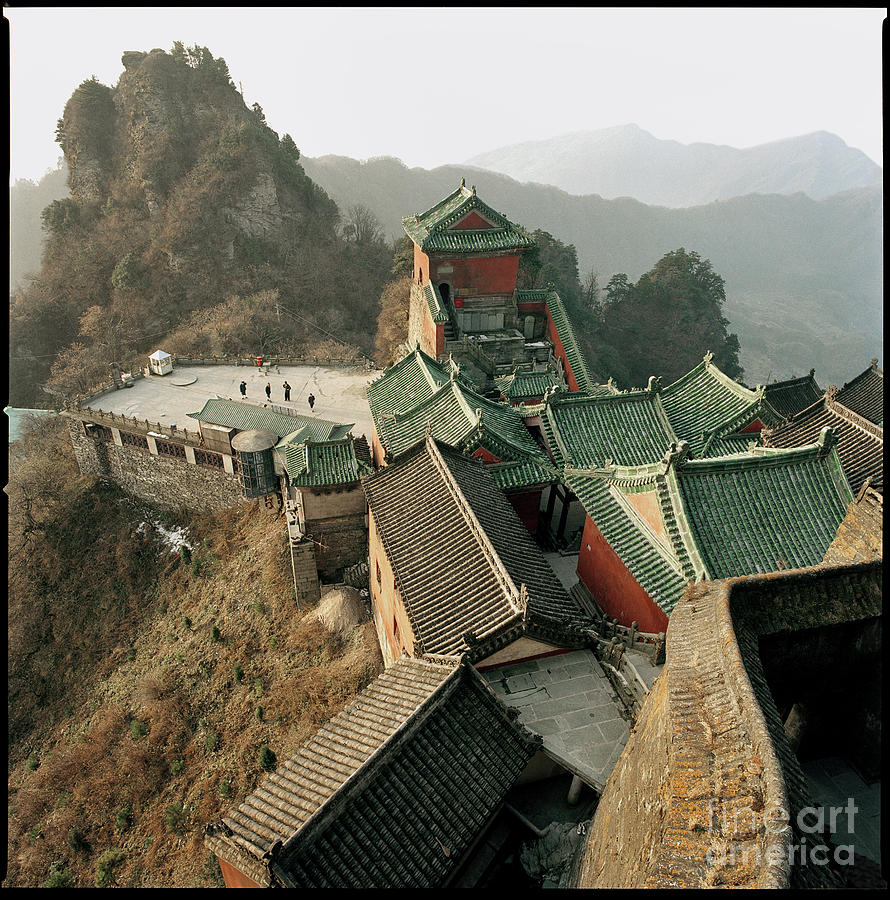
<box><xmin>647</xmin><ymin>375</ymin><xmax>662</xmax><ymax>394</ymax></box>
<box><xmin>826</xmin><ymin>384</ymin><xmax>838</xmax><ymax>399</ymax></box>
<box><xmin>459</xmin><ymin>177</ymin><xmax>465</xmax><ymax>188</ymax></box>
<box><xmin>662</xmin><ymin>439</ymin><xmax>691</xmax><ymax>469</ymax></box>
<box><xmin>703</xmin><ymin>350</ymin><xmax>714</xmax><ymax>365</ymax></box>
<box><xmin>816</xmin><ymin>425</ymin><xmax>837</xmax><ymax>455</ymax></box>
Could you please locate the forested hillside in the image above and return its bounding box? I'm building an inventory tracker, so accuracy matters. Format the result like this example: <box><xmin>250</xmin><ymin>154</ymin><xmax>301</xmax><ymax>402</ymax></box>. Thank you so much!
<box><xmin>9</xmin><ymin>45</ymin><xmax>393</xmax><ymax>409</ymax></box>
<box><xmin>301</xmin><ymin>155</ymin><xmax>882</xmax><ymax>386</ymax></box>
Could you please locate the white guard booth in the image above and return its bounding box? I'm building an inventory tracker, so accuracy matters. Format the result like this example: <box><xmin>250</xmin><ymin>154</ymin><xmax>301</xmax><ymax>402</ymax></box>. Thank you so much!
<box><xmin>148</xmin><ymin>350</ymin><xmax>174</xmax><ymax>376</ymax></box>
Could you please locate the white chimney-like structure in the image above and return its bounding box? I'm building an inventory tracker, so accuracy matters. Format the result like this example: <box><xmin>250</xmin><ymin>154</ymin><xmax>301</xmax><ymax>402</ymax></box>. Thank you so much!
<box><xmin>148</xmin><ymin>350</ymin><xmax>174</xmax><ymax>376</ymax></box>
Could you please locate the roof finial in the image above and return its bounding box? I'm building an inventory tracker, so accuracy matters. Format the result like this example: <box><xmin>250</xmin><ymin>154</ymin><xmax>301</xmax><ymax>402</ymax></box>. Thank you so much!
<box><xmin>703</xmin><ymin>349</ymin><xmax>714</xmax><ymax>365</ymax></box>
<box><xmin>459</xmin><ymin>176</ymin><xmax>465</xmax><ymax>188</ymax></box>
<box><xmin>475</xmin><ymin>407</ymin><xmax>483</xmax><ymax>429</ymax></box>
<box><xmin>471</xmin><ymin>184</ymin><xmax>476</xmax><ymax>196</ymax></box>
<box><xmin>816</xmin><ymin>425</ymin><xmax>837</xmax><ymax>454</ymax></box>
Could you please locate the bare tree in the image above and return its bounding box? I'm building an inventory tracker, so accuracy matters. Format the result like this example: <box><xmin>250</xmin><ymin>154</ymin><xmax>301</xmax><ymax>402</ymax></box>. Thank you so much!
<box><xmin>342</xmin><ymin>204</ymin><xmax>385</xmax><ymax>246</ymax></box>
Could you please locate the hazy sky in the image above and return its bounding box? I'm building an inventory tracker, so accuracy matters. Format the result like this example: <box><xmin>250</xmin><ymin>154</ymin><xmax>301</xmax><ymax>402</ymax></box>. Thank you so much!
<box><xmin>6</xmin><ymin>7</ymin><xmax>885</xmax><ymax>185</ymax></box>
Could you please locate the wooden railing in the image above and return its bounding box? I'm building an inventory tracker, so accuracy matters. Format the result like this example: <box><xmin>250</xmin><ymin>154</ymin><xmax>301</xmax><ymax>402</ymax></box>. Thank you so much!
<box><xmin>70</xmin><ymin>407</ymin><xmax>205</xmax><ymax>447</ymax></box>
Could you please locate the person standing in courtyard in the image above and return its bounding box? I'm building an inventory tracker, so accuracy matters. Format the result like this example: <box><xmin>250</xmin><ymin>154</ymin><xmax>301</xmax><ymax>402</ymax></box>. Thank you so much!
<box><xmin>308</xmin><ymin>392</ymin><xmax>315</xmax><ymax>411</ymax></box>
<box><xmin>240</xmin><ymin>381</ymin><xmax>247</xmax><ymax>398</ymax></box>
<box><xmin>265</xmin><ymin>382</ymin><xmax>271</xmax><ymax>401</ymax></box>
<box><xmin>283</xmin><ymin>381</ymin><xmax>291</xmax><ymax>402</ymax></box>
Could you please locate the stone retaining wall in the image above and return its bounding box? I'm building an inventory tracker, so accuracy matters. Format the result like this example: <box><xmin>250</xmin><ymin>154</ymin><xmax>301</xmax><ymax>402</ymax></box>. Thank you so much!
<box><xmin>67</xmin><ymin>417</ymin><xmax>244</xmax><ymax>512</ymax></box>
<box><xmin>306</xmin><ymin>512</ymin><xmax>368</xmax><ymax>580</ymax></box>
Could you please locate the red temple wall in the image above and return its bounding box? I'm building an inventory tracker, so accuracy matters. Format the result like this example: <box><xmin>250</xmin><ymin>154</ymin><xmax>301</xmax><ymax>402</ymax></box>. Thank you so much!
<box><xmin>218</xmin><ymin>858</ymin><xmax>262</xmax><ymax>889</ymax></box>
<box><xmin>545</xmin><ymin>305</ymin><xmax>581</xmax><ymax>392</ymax></box>
<box><xmin>576</xmin><ymin>517</ymin><xmax>669</xmax><ymax>634</ymax></box>
<box><xmin>507</xmin><ymin>489</ymin><xmax>542</xmax><ymax>535</ymax></box>
<box><xmin>432</xmin><ymin>253</ymin><xmax>520</xmax><ymax>297</ymax></box>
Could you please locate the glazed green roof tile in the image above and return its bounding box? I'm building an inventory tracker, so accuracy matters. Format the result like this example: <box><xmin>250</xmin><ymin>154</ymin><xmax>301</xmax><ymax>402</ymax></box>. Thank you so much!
<box><xmin>661</xmin><ymin>352</ymin><xmax>774</xmax><ymax>454</ymax></box>
<box><xmin>275</xmin><ymin>434</ymin><xmax>373</xmax><ymax>487</ymax></box>
<box><xmin>543</xmin><ymin>390</ymin><xmax>678</xmax><ymax>469</ymax></box>
<box><xmin>420</xmin><ymin>281</ymin><xmax>449</xmax><ymax>323</ymax></box>
<box><xmin>374</xmin><ymin>379</ymin><xmax>549</xmax><ymax>466</ymax></box>
<box><xmin>366</xmin><ymin>348</ymin><xmax>471</xmax><ymax>422</ymax></box>
<box><xmin>566</xmin><ymin>470</ymin><xmax>689</xmax><ymax>617</ymax></box>
<box><xmin>762</xmin><ymin>369</ymin><xmax>823</xmax><ymax>422</ymax></box>
<box><xmin>699</xmin><ymin>431</ymin><xmax>762</xmax><ymax>459</ymax></box>
<box><xmin>489</xmin><ymin>457</ymin><xmax>560</xmax><ymax>490</ymax></box>
<box><xmin>188</xmin><ymin>399</ymin><xmax>352</xmax><ymax>442</ymax></box>
<box><xmin>494</xmin><ymin>367</ymin><xmax>563</xmax><ymax>400</ymax></box>
<box><xmin>672</xmin><ymin>439</ymin><xmax>853</xmax><ymax>579</ymax></box>
<box><xmin>519</xmin><ymin>289</ymin><xmax>596</xmax><ymax>393</ymax></box>
<box><xmin>402</xmin><ymin>182</ymin><xmax>534</xmax><ymax>254</ymax></box>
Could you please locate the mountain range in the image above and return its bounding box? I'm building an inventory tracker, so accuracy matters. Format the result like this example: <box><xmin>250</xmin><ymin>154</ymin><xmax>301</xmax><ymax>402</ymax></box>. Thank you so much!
<box><xmin>464</xmin><ymin>124</ymin><xmax>882</xmax><ymax>208</ymax></box>
<box><xmin>301</xmin><ymin>154</ymin><xmax>882</xmax><ymax>387</ymax></box>
<box><xmin>10</xmin><ymin>122</ymin><xmax>883</xmax><ymax>389</ymax></box>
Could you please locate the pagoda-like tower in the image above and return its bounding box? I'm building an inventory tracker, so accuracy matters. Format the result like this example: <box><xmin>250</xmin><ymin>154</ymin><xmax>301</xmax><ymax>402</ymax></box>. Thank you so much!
<box><xmin>401</xmin><ymin>181</ymin><xmax>595</xmax><ymax>393</ymax></box>
<box><xmin>401</xmin><ymin>179</ymin><xmax>534</xmax><ymax>359</ymax></box>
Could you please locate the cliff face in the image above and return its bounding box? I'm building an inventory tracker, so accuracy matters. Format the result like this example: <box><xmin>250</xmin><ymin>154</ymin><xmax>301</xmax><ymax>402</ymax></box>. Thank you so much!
<box><xmin>11</xmin><ymin>45</ymin><xmax>390</xmax><ymax>408</ymax></box>
<box><xmin>58</xmin><ymin>47</ymin><xmax>335</xmax><ymax>260</ymax></box>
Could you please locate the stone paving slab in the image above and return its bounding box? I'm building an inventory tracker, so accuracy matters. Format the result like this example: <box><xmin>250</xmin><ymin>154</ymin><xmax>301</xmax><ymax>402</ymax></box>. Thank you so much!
<box><xmin>481</xmin><ymin>649</ymin><xmax>630</xmax><ymax>790</ymax></box>
<box><xmin>82</xmin><ymin>363</ymin><xmax>383</xmax><ymax>441</ymax></box>
<box><xmin>801</xmin><ymin>757</ymin><xmax>881</xmax><ymax>865</ymax></box>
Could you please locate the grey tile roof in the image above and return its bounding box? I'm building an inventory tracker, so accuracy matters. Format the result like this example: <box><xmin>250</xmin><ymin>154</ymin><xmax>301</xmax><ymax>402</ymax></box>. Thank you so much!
<box><xmin>836</xmin><ymin>358</ymin><xmax>883</xmax><ymax>426</ymax></box>
<box><xmin>205</xmin><ymin>657</ymin><xmax>540</xmax><ymax>888</ymax></box>
<box><xmin>762</xmin><ymin>369</ymin><xmax>823</xmax><ymax>421</ymax></box>
<box><xmin>362</xmin><ymin>437</ymin><xmax>589</xmax><ymax>658</ymax></box>
<box><xmin>761</xmin><ymin>391</ymin><xmax>883</xmax><ymax>493</ymax></box>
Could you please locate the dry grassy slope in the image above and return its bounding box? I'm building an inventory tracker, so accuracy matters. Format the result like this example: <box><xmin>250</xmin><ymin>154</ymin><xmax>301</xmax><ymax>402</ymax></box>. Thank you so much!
<box><xmin>6</xmin><ymin>420</ymin><xmax>383</xmax><ymax>888</ymax></box>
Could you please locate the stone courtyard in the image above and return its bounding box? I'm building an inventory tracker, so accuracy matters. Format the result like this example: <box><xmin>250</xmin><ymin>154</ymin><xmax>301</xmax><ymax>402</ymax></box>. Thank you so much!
<box><xmin>482</xmin><ymin>649</ymin><xmax>630</xmax><ymax>792</ymax></box>
<box><xmin>87</xmin><ymin>362</ymin><xmax>382</xmax><ymax>441</ymax></box>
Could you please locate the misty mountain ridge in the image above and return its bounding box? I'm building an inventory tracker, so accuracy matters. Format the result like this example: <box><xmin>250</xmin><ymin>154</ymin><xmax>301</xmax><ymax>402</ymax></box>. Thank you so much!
<box><xmin>464</xmin><ymin>124</ymin><xmax>882</xmax><ymax>208</ymax></box>
<box><xmin>300</xmin><ymin>154</ymin><xmax>882</xmax><ymax>387</ymax></box>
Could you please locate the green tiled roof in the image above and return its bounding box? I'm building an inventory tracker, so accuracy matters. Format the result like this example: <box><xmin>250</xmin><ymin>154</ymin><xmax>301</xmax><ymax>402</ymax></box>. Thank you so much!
<box><xmin>489</xmin><ymin>457</ymin><xmax>560</xmax><ymax>490</ymax></box>
<box><xmin>671</xmin><ymin>438</ymin><xmax>853</xmax><ymax>579</ymax></box>
<box><xmin>699</xmin><ymin>432</ymin><xmax>762</xmax><ymax>459</ymax></box>
<box><xmin>543</xmin><ymin>390</ymin><xmax>678</xmax><ymax>469</ymax></box>
<box><xmin>366</xmin><ymin>348</ymin><xmax>471</xmax><ymax>421</ymax></box>
<box><xmin>494</xmin><ymin>367</ymin><xmax>564</xmax><ymax>401</ymax></box>
<box><xmin>567</xmin><ymin>469</ymin><xmax>689</xmax><ymax>617</ymax></box>
<box><xmin>402</xmin><ymin>182</ymin><xmax>534</xmax><ymax>254</ymax></box>
<box><xmin>188</xmin><ymin>399</ymin><xmax>352</xmax><ymax>442</ymax></box>
<box><xmin>372</xmin><ymin>375</ymin><xmax>549</xmax><ymax>473</ymax></box>
<box><xmin>566</xmin><ymin>432</ymin><xmax>853</xmax><ymax>614</ymax></box>
<box><xmin>420</xmin><ymin>281</ymin><xmax>449</xmax><ymax>323</ymax></box>
<box><xmin>661</xmin><ymin>352</ymin><xmax>775</xmax><ymax>455</ymax></box>
<box><xmin>521</xmin><ymin>289</ymin><xmax>595</xmax><ymax>393</ymax></box>
<box><xmin>275</xmin><ymin>434</ymin><xmax>373</xmax><ymax>487</ymax></box>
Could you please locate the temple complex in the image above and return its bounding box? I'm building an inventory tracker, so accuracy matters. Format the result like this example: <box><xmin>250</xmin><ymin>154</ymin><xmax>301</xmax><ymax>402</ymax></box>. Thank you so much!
<box><xmin>54</xmin><ymin>180</ymin><xmax>882</xmax><ymax>889</ymax></box>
